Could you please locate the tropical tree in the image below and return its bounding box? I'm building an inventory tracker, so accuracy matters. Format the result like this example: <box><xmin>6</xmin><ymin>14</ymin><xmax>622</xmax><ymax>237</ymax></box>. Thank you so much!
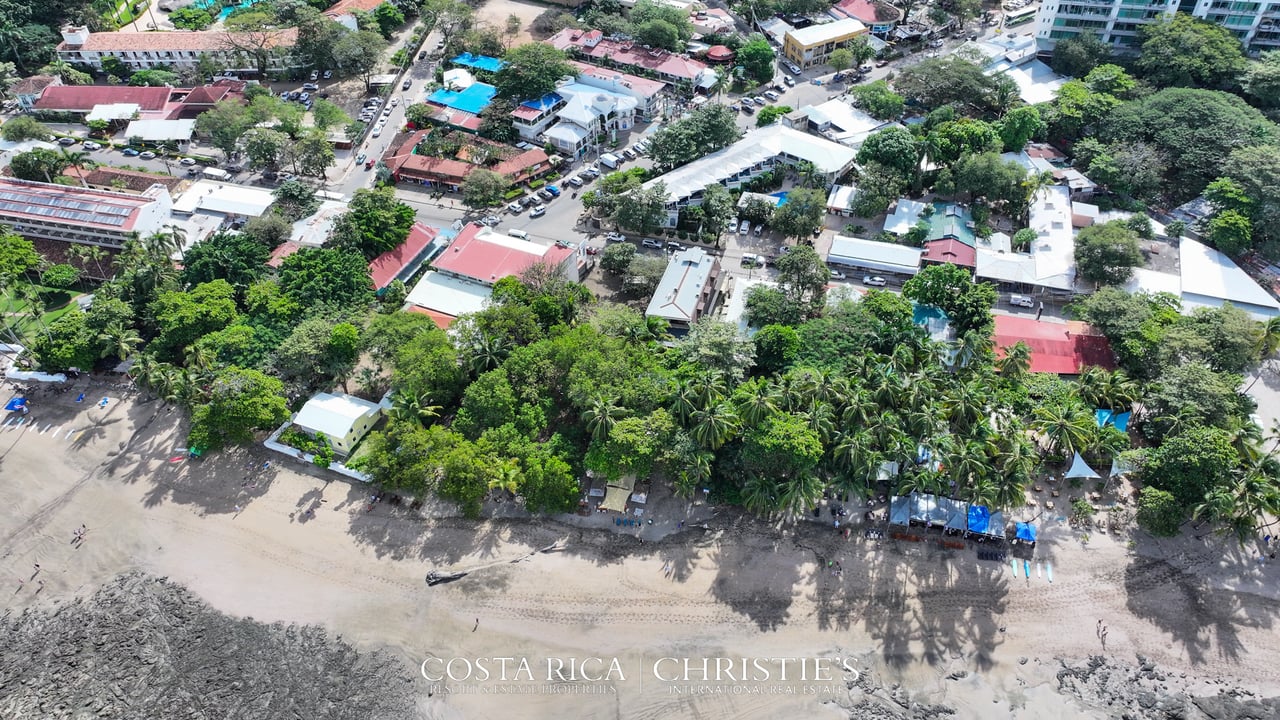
<box><xmin>582</xmin><ymin>394</ymin><xmax>627</xmax><ymax>442</ymax></box>
<box><xmin>690</xmin><ymin>402</ymin><xmax>739</xmax><ymax>450</ymax></box>
<box><xmin>97</xmin><ymin>321</ymin><xmax>141</xmax><ymax>362</ymax></box>
<box><xmin>1032</xmin><ymin>400</ymin><xmax>1096</xmax><ymax>455</ymax></box>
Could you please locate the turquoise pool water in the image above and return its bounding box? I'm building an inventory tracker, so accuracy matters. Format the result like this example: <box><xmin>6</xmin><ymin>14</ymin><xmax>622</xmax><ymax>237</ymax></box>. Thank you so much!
<box><xmin>195</xmin><ymin>0</ymin><xmax>260</xmax><ymax>21</ymax></box>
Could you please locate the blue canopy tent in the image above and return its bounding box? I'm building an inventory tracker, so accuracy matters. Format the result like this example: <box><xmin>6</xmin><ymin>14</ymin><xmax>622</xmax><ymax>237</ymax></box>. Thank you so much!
<box><xmin>967</xmin><ymin>504</ymin><xmax>991</xmax><ymax>534</ymax></box>
<box><xmin>1015</xmin><ymin>522</ymin><xmax>1037</xmax><ymax>543</ymax></box>
<box><xmin>889</xmin><ymin>495</ymin><xmax>911</xmax><ymax>525</ymax></box>
<box><xmin>4</xmin><ymin>397</ymin><xmax>28</xmax><ymax>412</ymax></box>
<box><xmin>1111</xmin><ymin>411</ymin><xmax>1130</xmax><ymax>433</ymax></box>
<box><xmin>945</xmin><ymin>501</ymin><xmax>969</xmax><ymax>532</ymax></box>
<box><xmin>910</xmin><ymin>492</ymin><xmax>937</xmax><ymax>523</ymax></box>
<box><xmin>1094</xmin><ymin>409</ymin><xmax>1112</xmax><ymax>427</ymax></box>
<box><xmin>930</xmin><ymin>497</ymin><xmax>952</xmax><ymax>526</ymax></box>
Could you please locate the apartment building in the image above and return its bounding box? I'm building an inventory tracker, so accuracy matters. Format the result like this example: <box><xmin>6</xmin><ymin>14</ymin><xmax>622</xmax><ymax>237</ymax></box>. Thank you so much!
<box><xmin>55</xmin><ymin>25</ymin><xmax>299</xmax><ymax>74</ymax></box>
<box><xmin>548</xmin><ymin>29</ymin><xmax>718</xmax><ymax>90</ymax></box>
<box><xmin>782</xmin><ymin>18</ymin><xmax>869</xmax><ymax>69</ymax></box>
<box><xmin>0</xmin><ymin>178</ymin><xmax>172</xmax><ymax>248</ymax></box>
<box><xmin>1034</xmin><ymin>0</ymin><xmax>1280</xmax><ymax>55</ymax></box>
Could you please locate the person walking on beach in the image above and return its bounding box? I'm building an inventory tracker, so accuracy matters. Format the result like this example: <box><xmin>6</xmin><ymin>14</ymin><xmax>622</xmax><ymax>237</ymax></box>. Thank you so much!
<box><xmin>473</xmin><ymin>618</ymin><xmax>479</xmax><ymax>632</ymax></box>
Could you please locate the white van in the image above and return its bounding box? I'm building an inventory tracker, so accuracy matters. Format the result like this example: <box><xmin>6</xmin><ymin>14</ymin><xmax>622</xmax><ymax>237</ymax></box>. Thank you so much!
<box><xmin>507</xmin><ymin>228</ymin><xmax>529</xmax><ymax>240</ymax></box>
<box><xmin>599</xmin><ymin>152</ymin><xmax>621</xmax><ymax>169</ymax></box>
<box><xmin>202</xmin><ymin>167</ymin><xmax>231</xmax><ymax>181</ymax></box>
<box><xmin>1009</xmin><ymin>293</ymin><xmax>1036</xmax><ymax>308</ymax></box>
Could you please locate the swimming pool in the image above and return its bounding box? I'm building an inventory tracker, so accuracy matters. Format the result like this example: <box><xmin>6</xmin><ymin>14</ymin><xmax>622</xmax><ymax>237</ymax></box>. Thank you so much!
<box><xmin>195</xmin><ymin>0</ymin><xmax>261</xmax><ymax>21</ymax></box>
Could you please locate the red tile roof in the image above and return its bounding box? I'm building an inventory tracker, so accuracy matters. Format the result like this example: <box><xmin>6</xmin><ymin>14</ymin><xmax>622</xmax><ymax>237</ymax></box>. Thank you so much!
<box><xmin>992</xmin><ymin>316</ymin><xmax>1115</xmax><ymax>375</ymax></box>
<box><xmin>36</xmin><ymin>85</ymin><xmax>171</xmax><ymax>112</ymax></box>
<box><xmin>432</xmin><ymin>223</ymin><xmax>575</xmax><ymax>284</ymax></box>
<box><xmin>368</xmin><ymin>222</ymin><xmax>438</xmax><ymax>289</ymax></box>
<box><xmin>387</xmin><ymin>130</ymin><xmax>552</xmax><ymax>185</ymax></box>
<box><xmin>512</xmin><ymin>105</ymin><xmax>545</xmax><ymax>121</ymax></box>
<box><xmin>11</xmin><ymin>75</ymin><xmax>59</xmax><ymax>96</ymax></box>
<box><xmin>57</xmin><ymin>28</ymin><xmax>297</xmax><ymax>52</ymax></box>
<box><xmin>182</xmin><ymin>85</ymin><xmax>230</xmax><ymax>105</ymax></box>
<box><xmin>550</xmin><ymin>29</ymin><xmax>709</xmax><ymax>81</ymax></box>
<box><xmin>324</xmin><ymin>0</ymin><xmax>385</xmax><ymax>16</ymax></box>
<box><xmin>831</xmin><ymin>0</ymin><xmax>903</xmax><ymax>23</ymax></box>
<box><xmin>267</xmin><ymin>241</ymin><xmax>302</xmax><ymax>268</ymax></box>
<box><xmin>406</xmin><ymin>304</ymin><xmax>456</xmax><ymax>329</ymax></box>
<box><xmin>922</xmin><ymin>239</ymin><xmax>976</xmax><ymax>268</ymax></box>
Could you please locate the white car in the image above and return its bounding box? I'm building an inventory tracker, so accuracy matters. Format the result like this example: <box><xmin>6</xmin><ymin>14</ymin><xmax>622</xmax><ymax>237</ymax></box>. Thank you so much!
<box><xmin>863</xmin><ymin>275</ymin><xmax>887</xmax><ymax>286</ymax></box>
<box><xmin>739</xmin><ymin>219</ymin><xmax>751</xmax><ymax>234</ymax></box>
<box><xmin>82</xmin><ymin>141</ymin><xmax>102</xmax><ymax>151</ymax></box>
<box><xmin>642</xmin><ymin>238</ymin><xmax>663</xmax><ymax>249</ymax></box>
<box><xmin>567</xmin><ymin>176</ymin><xmax>584</xmax><ymax>187</ymax></box>
<box><xmin>371</xmin><ymin>126</ymin><xmax>383</xmax><ymax>137</ymax></box>
<box><xmin>530</xmin><ymin>204</ymin><xmax>547</xmax><ymax>217</ymax></box>
<box><xmin>741</xmin><ymin>253</ymin><xmax>765</xmax><ymax>267</ymax></box>
<box><xmin>179</xmin><ymin>157</ymin><xmax>197</xmax><ymax>166</ymax></box>
<box><xmin>139</xmin><ymin>151</ymin><xmax>156</xmax><ymax>159</ymax></box>
<box><xmin>830</xmin><ymin>270</ymin><xmax>847</xmax><ymax>280</ymax></box>
<box><xmin>763</xmin><ymin>90</ymin><xmax>780</xmax><ymax>102</ymax></box>
<box><xmin>508</xmin><ymin>201</ymin><xmax>525</xmax><ymax>213</ymax></box>
<box><xmin>390</xmin><ymin>97</ymin><xmax>400</xmax><ymax>107</ymax></box>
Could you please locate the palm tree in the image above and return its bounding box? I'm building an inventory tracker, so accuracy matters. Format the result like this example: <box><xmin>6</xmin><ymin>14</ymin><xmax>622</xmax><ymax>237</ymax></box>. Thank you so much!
<box><xmin>59</xmin><ymin>149</ymin><xmax>91</xmax><ymax>187</ymax></box>
<box><xmin>997</xmin><ymin>341</ymin><xmax>1032</xmax><ymax>382</ymax></box>
<box><xmin>741</xmin><ymin>475</ymin><xmax>778</xmax><ymax>516</ymax></box>
<box><xmin>1246</xmin><ymin>316</ymin><xmax>1280</xmax><ymax>391</ymax></box>
<box><xmin>800</xmin><ymin>403</ymin><xmax>836</xmax><ymax>445</ymax></box>
<box><xmin>127</xmin><ymin>353</ymin><xmax>161</xmax><ymax>394</ymax></box>
<box><xmin>487</xmin><ymin>459</ymin><xmax>522</xmax><ymax>496</ymax></box>
<box><xmin>953</xmin><ymin>329</ymin><xmax>993</xmax><ymax>370</ymax></box>
<box><xmin>669</xmin><ymin>380</ymin><xmax>699</xmax><ymax>424</ymax></box>
<box><xmin>68</xmin><ymin>244</ymin><xmax>108</xmax><ymax>280</ymax></box>
<box><xmin>1032</xmin><ymin>401</ymin><xmax>1096</xmax><ymax>456</ymax></box>
<box><xmin>468</xmin><ymin>333</ymin><xmax>509</xmax><ymax>375</ymax></box>
<box><xmin>692</xmin><ymin>371</ymin><xmax>727</xmax><ymax>411</ymax></box>
<box><xmin>582</xmin><ymin>394</ymin><xmax>626</xmax><ymax>443</ymax></box>
<box><xmin>674</xmin><ymin>449</ymin><xmax>713</xmax><ymax>500</ymax></box>
<box><xmin>778</xmin><ymin>473</ymin><xmax>825</xmax><ymax>522</ymax></box>
<box><xmin>184</xmin><ymin>343</ymin><xmax>214</xmax><ymax>372</ymax></box>
<box><xmin>736</xmin><ymin>378</ymin><xmax>779</xmax><ymax>427</ymax></box>
<box><xmin>690</xmin><ymin>402</ymin><xmax>739</xmax><ymax>450</ymax></box>
<box><xmin>145</xmin><ymin>224</ymin><xmax>187</xmax><ymax>259</ymax></box>
<box><xmin>391</xmin><ymin>391</ymin><xmax>441</xmax><ymax>425</ymax></box>
<box><xmin>97</xmin><ymin>321</ymin><xmax>141</xmax><ymax>362</ymax></box>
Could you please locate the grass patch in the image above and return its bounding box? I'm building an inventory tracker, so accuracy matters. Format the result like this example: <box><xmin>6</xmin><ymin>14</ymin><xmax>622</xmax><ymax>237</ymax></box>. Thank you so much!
<box><xmin>0</xmin><ymin>285</ymin><xmax>84</xmax><ymax>344</ymax></box>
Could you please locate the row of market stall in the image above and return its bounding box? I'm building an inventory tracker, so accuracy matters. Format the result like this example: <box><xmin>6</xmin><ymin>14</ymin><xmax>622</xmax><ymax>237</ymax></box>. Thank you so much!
<box><xmin>888</xmin><ymin>492</ymin><xmax>1036</xmax><ymax>545</ymax></box>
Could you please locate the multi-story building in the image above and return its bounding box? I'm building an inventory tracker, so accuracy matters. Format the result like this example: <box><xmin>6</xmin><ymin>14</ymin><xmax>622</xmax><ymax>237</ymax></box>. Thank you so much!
<box><xmin>0</xmin><ymin>178</ymin><xmax>172</xmax><ymax>249</ymax></box>
<box><xmin>548</xmin><ymin>29</ymin><xmax>718</xmax><ymax>90</ymax></box>
<box><xmin>645</xmin><ymin>247</ymin><xmax>723</xmax><ymax>333</ymax></box>
<box><xmin>829</xmin><ymin>0</ymin><xmax>904</xmax><ymax>37</ymax></box>
<box><xmin>55</xmin><ymin>25</ymin><xmax>298</xmax><ymax>74</ymax></box>
<box><xmin>782</xmin><ymin>18</ymin><xmax>869</xmax><ymax>69</ymax></box>
<box><xmin>1034</xmin><ymin>0</ymin><xmax>1280</xmax><ymax>55</ymax></box>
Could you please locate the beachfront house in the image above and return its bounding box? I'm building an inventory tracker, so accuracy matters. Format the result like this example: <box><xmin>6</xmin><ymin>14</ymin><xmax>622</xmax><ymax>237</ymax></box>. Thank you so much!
<box><xmin>292</xmin><ymin>392</ymin><xmax>384</xmax><ymax>456</ymax></box>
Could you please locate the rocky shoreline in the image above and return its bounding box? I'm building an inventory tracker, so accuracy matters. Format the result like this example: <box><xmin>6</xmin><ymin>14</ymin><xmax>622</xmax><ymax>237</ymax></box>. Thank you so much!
<box><xmin>0</xmin><ymin>573</ymin><xmax>420</xmax><ymax>719</ymax></box>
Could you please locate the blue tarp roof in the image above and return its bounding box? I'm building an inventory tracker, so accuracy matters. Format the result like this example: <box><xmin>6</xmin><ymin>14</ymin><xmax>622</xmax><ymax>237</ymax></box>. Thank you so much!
<box><xmin>521</xmin><ymin>92</ymin><xmax>562</xmax><ymax>112</ymax></box>
<box><xmin>426</xmin><ymin>82</ymin><xmax>497</xmax><ymax>115</ymax></box>
<box><xmin>967</xmin><ymin>504</ymin><xmax>991</xmax><ymax>534</ymax></box>
<box><xmin>1015</xmin><ymin>522</ymin><xmax>1036</xmax><ymax>542</ymax></box>
<box><xmin>451</xmin><ymin>53</ymin><xmax>506</xmax><ymax>72</ymax></box>
<box><xmin>889</xmin><ymin>495</ymin><xmax>911</xmax><ymax>525</ymax></box>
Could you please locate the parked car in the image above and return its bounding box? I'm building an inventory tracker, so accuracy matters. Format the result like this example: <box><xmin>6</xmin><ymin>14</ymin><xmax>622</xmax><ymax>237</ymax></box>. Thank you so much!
<box><xmin>365</xmin><ymin>159</ymin><xmax>375</xmax><ymax>170</ymax></box>
<box><xmin>621</xmin><ymin>148</ymin><xmax>636</xmax><ymax>160</ymax></box>
<box><xmin>567</xmin><ymin>176</ymin><xmax>584</xmax><ymax>187</ymax></box>
<box><xmin>875</xmin><ymin>59</ymin><xmax>889</xmax><ymax>68</ymax></box>
<box><xmin>530</xmin><ymin>204</ymin><xmax>547</xmax><ymax>217</ymax></box>
<box><xmin>139</xmin><ymin>151</ymin><xmax>156</xmax><ymax>159</ymax></box>
<box><xmin>279</xmin><ymin>173</ymin><xmax>297</xmax><ymax>182</ymax></box>
<box><xmin>666</xmin><ymin>241</ymin><xmax>684</xmax><ymax>252</ymax></box>
<box><xmin>122</xmin><ymin>148</ymin><xmax>140</xmax><ymax>156</ymax></box>
<box><xmin>741</xmin><ymin>104</ymin><xmax>755</xmax><ymax>115</ymax></box>
<box><xmin>287</xmin><ymin>91</ymin><xmax>300</xmax><ymax>101</ymax></box>
<box><xmin>299</xmin><ymin>92</ymin><xmax>311</xmax><ymax>102</ymax></box>
<box><xmin>784</xmin><ymin>61</ymin><xmax>801</xmax><ymax>74</ymax></box>
<box><xmin>309</xmin><ymin>70</ymin><xmax>318</xmax><ymax>81</ymax></box>
<box><xmin>481</xmin><ymin>215</ymin><xmax>501</xmax><ymax>227</ymax></box>
<box><xmin>545</xmin><ymin>184</ymin><xmax>561</xmax><ymax>197</ymax></box>
<box><xmin>57</xmin><ymin>137</ymin><xmax>78</xmax><ymax>146</ymax></box>
<box><xmin>302</xmin><ymin>83</ymin><xmax>319</xmax><ymax>91</ymax></box>
<box><xmin>372</xmin><ymin>127</ymin><xmax>383</xmax><ymax>137</ymax></box>
<box><xmin>389</xmin><ymin>97</ymin><xmax>400</xmax><ymax>107</ymax></box>
<box><xmin>402</xmin><ymin>79</ymin><xmax>412</xmax><ymax>90</ymax></box>
<box><xmin>1009</xmin><ymin>293</ymin><xmax>1036</xmax><ymax>308</ymax></box>
<box><xmin>739</xmin><ymin>219</ymin><xmax>751</xmax><ymax>234</ymax></box>
<box><xmin>927</xmin><ymin>38</ymin><xmax>945</xmax><ymax>48</ymax></box>
<box><xmin>752</xmin><ymin>96</ymin><xmax>766</xmax><ymax>105</ymax></box>
<box><xmin>382</xmin><ymin>106</ymin><xmax>393</xmax><ymax>116</ymax></box>
<box><xmin>279</xmin><ymin>90</ymin><xmax>290</xmax><ymax>99</ymax></box>
<box><xmin>418</xmin><ymin>51</ymin><xmax>428</xmax><ymax>61</ymax></box>
<box><xmin>585</xmin><ymin>246</ymin><xmax>599</xmax><ymax>255</ymax></box>
<box><xmin>508</xmin><ymin>201</ymin><xmax>524</xmax><ymax>213</ymax></box>
<box><xmin>355</xmin><ymin>152</ymin><xmax>367</xmax><ymax>165</ymax></box>
<box><xmin>641</xmin><ymin>238</ymin><xmax>663</xmax><ymax>249</ymax></box>
<box><xmin>741</xmin><ymin>253</ymin><xmax>765</xmax><ymax>267</ymax></box>
<box><xmin>830</xmin><ymin>270</ymin><xmax>847</xmax><ymax>280</ymax></box>
<box><xmin>763</xmin><ymin>90</ymin><xmax>780</xmax><ymax>101</ymax></box>
<box><xmin>82</xmin><ymin>141</ymin><xmax>101</xmax><ymax>151</ymax></box>
<box><xmin>863</xmin><ymin>275</ymin><xmax>887</xmax><ymax>286</ymax></box>
<box><xmin>179</xmin><ymin>157</ymin><xmax>197</xmax><ymax>166</ymax></box>
<box><xmin>538</xmin><ymin>189</ymin><xmax>554</xmax><ymax>200</ymax></box>
<box><xmin>783</xmin><ymin>76</ymin><xmax>795</xmax><ymax>87</ymax></box>
<box><xmin>187</xmin><ymin>167</ymin><xmax>201</xmax><ymax>176</ymax></box>
<box><xmin>753</xmin><ymin>223</ymin><xmax>763</xmax><ymax>236</ymax></box>
<box><xmin>604</xmin><ymin>232</ymin><xmax>626</xmax><ymax>243</ymax></box>
<box><xmin>323</xmin><ymin>70</ymin><xmax>332</xmax><ymax>79</ymax></box>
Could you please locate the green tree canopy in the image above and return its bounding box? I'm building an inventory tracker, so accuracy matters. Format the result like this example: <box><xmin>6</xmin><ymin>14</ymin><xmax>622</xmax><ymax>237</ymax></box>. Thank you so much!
<box><xmin>328</xmin><ymin>187</ymin><xmax>416</xmax><ymax>259</ymax></box>
<box><xmin>1074</xmin><ymin>219</ymin><xmax>1143</xmax><ymax>286</ymax></box>
<box><xmin>902</xmin><ymin>263</ymin><xmax>996</xmax><ymax>336</ymax></box>
<box><xmin>1141</xmin><ymin>426</ymin><xmax>1238</xmax><ymax>507</ymax></box>
<box><xmin>188</xmin><ymin>366</ymin><xmax>290</xmax><ymax>451</ymax></box>
<box><xmin>9</xmin><ymin>147</ymin><xmax>69</xmax><ymax>182</ymax></box>
<box><xmin>178</xmin><ymin>232</ymin><xmax>271</xmax><ymax>290</ymax></box>
<box><xmin>736</xmin><ymin>35</ymin><xmax>776</xmax><ymax>83</ymax></box>
<box><xmin>278</xmin><ymin>247</ymin><xmax>374</xmax><ymax>308</ymax></box>
<box><xmin>461</xmin><ymin>168</ymin><xmax>510</xmax><ymax>209</ymax></box>
<box><xmin>1049</xmin><ymin>32</ymin><xmax>1111</xmax><ymax>78</ymax></box>
<box><xmin>1</xmin><ymin>116</ymin><xmax>52</xmax><ymax>142</ymax></box>
<box><xmin>495</xmin><ymin>43</ymin><xmax>573</xmax><ymax>100</ymax></box>
<box><xmin>848</xmin><ymin>80</ymin><xmax>906</xmax><ymax>121</ymax></box>
<box><xmin>647</xmin><ymin>104</ymin><xmax>740</xmax><ymax>170</ymax></box>
<box><xmin>769</xmin><ymin>187</ymin><xmax>826</xmax><ymax>240</ymax></box>
<box><xmin>1136</xmin><ymin>13</ymin><xmax>1247</xmax><ymax>90</ymax></box>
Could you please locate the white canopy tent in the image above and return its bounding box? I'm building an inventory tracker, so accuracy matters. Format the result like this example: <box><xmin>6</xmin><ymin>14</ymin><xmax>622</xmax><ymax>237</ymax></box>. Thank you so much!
<box><xmin>1064</xmin><ymin>452</ymin><xmax>1100</xmax><ymax>479</ymax></box>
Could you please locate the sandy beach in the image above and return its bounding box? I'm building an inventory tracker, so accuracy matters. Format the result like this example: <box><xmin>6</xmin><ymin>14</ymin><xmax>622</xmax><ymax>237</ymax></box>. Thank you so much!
<box><xmin>2</xmin><ymin>384</ymin><xmax>1280</xmax><ymax>718</ymax></box>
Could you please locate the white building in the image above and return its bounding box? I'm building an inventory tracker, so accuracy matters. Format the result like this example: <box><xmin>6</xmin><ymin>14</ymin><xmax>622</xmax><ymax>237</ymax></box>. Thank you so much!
<box><xmin>1034</xmin><ymin>0</ymin><xmax>1280</xmax><ymax>56</ymax></box>
<box><xmin>542</xmin><ymin>83</ymin><xmax>639</xmax><ymax>158</ymax></box>
<box><xmin>0</xmin><ymin>177</ymin><xmax>171</xmax><ymax>248</ymax></box>
<box><xmin>956</xmin><ymin>35</ymin><xmax>1066</xmax><ymax>105</ymax></box>
<box><xmin>171</xmin><ymin>180</ymin><xmax>277</xmax><ymax>219</ymax></box>
<box><xmin>782</xmin><ymin>99</ymin><xmax>899</xmax><ymax>150</ymax></box>
<box><xmin>975</xmin><ymin>186</ymin><xmax>1077</xmax><ymax>294</ymax></box>
<box><xmin>646</xmin><ymin>247</ymin><xmax>723</xmax><ymax>332</ymax></box>
<box><xmin>643</xmin><ymin>125</ymin><xmax>858</xmax><ymax>226</ymax></box>
<box><xmin>292</xmin><ymin>392</ymin><xmax>384</xmax><ymax>456</ymax></box>
<box><xmin>55</xmin><ymin>25</ymin><xmax>298</xmax><ymax>74</ymax></box>
<box><xmin>826</xmin><ymin>235</ymin><xmax>923</xmax><ymax>276</ymax></box>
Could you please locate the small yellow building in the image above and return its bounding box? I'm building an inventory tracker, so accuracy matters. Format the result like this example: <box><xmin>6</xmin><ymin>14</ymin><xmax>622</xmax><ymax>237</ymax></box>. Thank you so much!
<box><xmin>783</xmin><ymin>18</ymin><xmax>869</xmax><ymax>69</ymax></box>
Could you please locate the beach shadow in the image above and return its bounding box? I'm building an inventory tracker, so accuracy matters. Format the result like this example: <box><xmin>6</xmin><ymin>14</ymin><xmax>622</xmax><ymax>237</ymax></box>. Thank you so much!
<box><xmin>706</xmin><ymin>517</ymin><xmax>802</xmax><ymax>632</ymax></box>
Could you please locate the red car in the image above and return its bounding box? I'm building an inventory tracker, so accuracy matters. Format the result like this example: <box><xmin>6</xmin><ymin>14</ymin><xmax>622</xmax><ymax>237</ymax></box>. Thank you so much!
<box><xmin>365</xmin><ymin>160</ymin><xmax>375</xmax><ymax>170</ymax></box>
<box><xmin>585</xmin><ymin>246</ymin><xmax>599</xmax><ymax>255</ymax></box>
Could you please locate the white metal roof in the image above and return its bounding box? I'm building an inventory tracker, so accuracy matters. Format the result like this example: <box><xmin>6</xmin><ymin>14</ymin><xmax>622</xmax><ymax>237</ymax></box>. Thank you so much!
<box><xmin>645</xmin><ymin>124</ymin><xmax>857</xmax><ymax>204</ymax></box>
<box><xmin>293</xmin><ymin>392</ymin><xmax>381</xmax><ymax>439</ymax></box>
<box><xmin>786</xmin><ymin>18</ymin><xmax>866</xmax><ymax>46</ymax></box>
<box><xmin>289</xmin><ymin>200</ymin><xmax>348</xmax><ymax>247</ymax></box>
<box><xmin>405</xmin><ymin>270</ymin><xmax>493</xmax><ymax>318</ymax></box>
<box><xmin>826</xmin><ymin>184</ymin><xmax>856</xmax><ymax>210</ymax></box>
<box><xmin>124</xmin><ymin>118</ymin><xmax>197</xmax><ymax>142</ymax></box>
<box><xmin>544</xmin><ymin>122</ymin><xmax>591</xmax><ymax>145</ymax></box>
<box><xmin>1179</xmin><ymin>238</ymin><xmax>1280</xmax><ymax>316</ymax></box>
<box><xmin>86</xmin><ymin>103</ymin><xmax>140</xmax><ymax>121</ymax></box>
<box><xmin>883</xmin><ymin>198</ymin><xmax>929</xmax><ymax>234</ymax></box>
<box><xmin>171</xmin><ymin>180</ymin><xmax>276</xmax><ymax>217</ymax></box>
<box><xmin>1028</xmin><ymin>186</ymin><xmax>1076</xmax><ymax>290</ymax></box>
<box><xmin>646</xmin><ymin>247</ymin><xmax>715</xmax><ymax>322</ymax></box>
<box><xmin>827</xmin><ymin>235</ymin><xmax>922</xmax><ymax>274</ymax></box>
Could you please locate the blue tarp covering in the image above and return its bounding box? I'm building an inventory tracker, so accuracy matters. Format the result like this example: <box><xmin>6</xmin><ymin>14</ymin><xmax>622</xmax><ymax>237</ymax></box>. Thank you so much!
<box><xmin>1095</xmin><ymin>409</ymin><xmax>1112</xmax><ymax>427</ymax></box>
<box><xmin>4</xmin><ymin>397</ymin><xmax>27</xmax><ymax>411</ymax></box>
<box><xmin>520</xmin><ymin>92</ymin><xmax>562</xmax><ymax>112</ymax></box>
<box><xmin>1015</xmin><ymin>522</ymin><xmax>1037</xmax><ymax>542</ymax></box>
<box><xmin>451</xmin><ymin>53</ymin><xmax>506</xmax><ymax>72</ymax></box>
<box><xmin>967</xmin><ymin>504</ymin><xmax>991</xmax><ymax>534</ymax></box>
<box><xmin>426</xmin><ymin>82</ymin><xmax>497</xmax><ymax>115</ymax></box>
<box><xmin>1112</xmin><ymin>411</ymin><xmax>1130</xmax><ymax>433</ymax></box>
